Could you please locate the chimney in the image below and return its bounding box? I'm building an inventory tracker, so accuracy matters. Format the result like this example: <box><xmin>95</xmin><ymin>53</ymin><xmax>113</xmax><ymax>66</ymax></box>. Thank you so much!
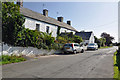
<box><xmin>43</xmin><ymin>9</ymin><xmax>48</xmax><ymax>17</ymax></box>
<box><xmin>17</xmin><ymin>0</ymin><xmax>23</xmax><ymax>7</ymax></box>
<box><xmin>67</xmin><ymin>21</ymin><xmax>71</xmax><ymax>25</ymax></box>
<box><xmin>57</xmin><ymin>17</ymin><xmax>63</xmax><ymax>22</ymax></box>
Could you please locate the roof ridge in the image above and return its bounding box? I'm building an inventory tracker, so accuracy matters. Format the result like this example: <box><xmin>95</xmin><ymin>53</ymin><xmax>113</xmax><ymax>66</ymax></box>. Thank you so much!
<box><xmin>20</xmin><ymin>7</ymin><xmax>77</xmax><ymax>31</ymax></box>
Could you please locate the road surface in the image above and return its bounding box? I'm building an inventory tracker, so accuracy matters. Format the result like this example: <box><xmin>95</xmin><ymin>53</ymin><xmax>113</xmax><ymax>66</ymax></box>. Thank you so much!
<box><xmin>2</xmin><ymin>46</ymin><xmax>117</xmax><ymax>78</ymax></box>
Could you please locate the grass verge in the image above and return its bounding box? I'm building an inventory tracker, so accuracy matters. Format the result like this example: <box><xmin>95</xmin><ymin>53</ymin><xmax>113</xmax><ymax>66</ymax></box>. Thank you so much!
<box><xmin>113</xmin><ymin>51</ymin><xmax>120</xmax><ymax>80</ymax></box>
<box><xmin>99</xmin><ymin>46</ymin><xmax>112</xmax><ymax>49</ymax></box>
<box><xmin>0</xmin><ymin>55</ymin><xmax>26</xmax><ymax>65</ymax></box>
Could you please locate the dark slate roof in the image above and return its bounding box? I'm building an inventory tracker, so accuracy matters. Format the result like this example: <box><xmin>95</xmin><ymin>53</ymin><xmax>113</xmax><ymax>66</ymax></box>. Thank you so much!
<box><xmin>20</xmin><ymin>7</ymin><xmax>77</xmax><ymax>31</ymax></box>
<box><xmin>75</xmin><ymin>32</ymin><xmax>93</xmax><ymax>40</ymax></box>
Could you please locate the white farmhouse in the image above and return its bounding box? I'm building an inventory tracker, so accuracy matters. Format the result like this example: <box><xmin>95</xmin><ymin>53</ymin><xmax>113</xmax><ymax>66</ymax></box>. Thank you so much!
<box><xmin>17</xmin><ymin>2</ymin><xmax>77</xmax><ymax>38</ymax></box>
<box><xmin>75</xmin><ymin>31</ymin><xmax>95</xmax><ymax>44</ymax></box>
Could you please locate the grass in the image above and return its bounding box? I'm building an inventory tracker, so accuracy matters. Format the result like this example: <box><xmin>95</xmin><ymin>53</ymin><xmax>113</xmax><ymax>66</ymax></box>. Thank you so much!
<box><xmin>99</xmin><ymin>46</ymin><xmax>112</xmax><ymax>49</ymax></box>
<box><xmin>113</xmin><ymin>51</ymin><xmax>120</xmax><ymax>80</ymax></box>
<box><xmin>0</xmin><ymin>55</ymin><xmax>26</xmax><ymax>65</ymax></box>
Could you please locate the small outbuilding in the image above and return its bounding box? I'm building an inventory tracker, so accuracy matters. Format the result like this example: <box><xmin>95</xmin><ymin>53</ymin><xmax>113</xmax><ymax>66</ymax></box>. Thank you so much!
<box><xmin>75</xmin><ymin>31</ymin><xmax>95</xmax><ymax>44</ymax></box>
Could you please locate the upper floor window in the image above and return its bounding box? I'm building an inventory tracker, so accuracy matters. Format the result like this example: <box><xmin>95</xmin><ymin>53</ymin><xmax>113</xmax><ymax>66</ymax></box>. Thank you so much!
<box><xmin>36</xmin><ymin>24</ymin><xmax>40</xmax><ymax>31</ymax></box>
<box><xmin>46</xmin><ymin>26</ymin><xmax>49</xmax><ymax>33</ymax></box>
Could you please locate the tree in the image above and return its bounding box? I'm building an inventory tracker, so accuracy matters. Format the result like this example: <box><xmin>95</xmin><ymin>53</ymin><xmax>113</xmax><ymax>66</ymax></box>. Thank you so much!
<box><xmin>57</xmin><ymin>26</ymin><xmax>61</xmax><ymax>36</ymax></box>
<box><xmin>2</xmin><ymin>2</ymin><xmax>25</xmax><ymax>45</ymax></box>
<box><xmin>73</xmin><ymin>35</ymin><xmax>83</xmax><ymax>43</ymax></box>
<box><xmin>101</xmin><ymin>32</ymin><xmax>114</xmax><ymax>46</ymax></box>
<box><xmin>94</xmin><ymin>36</ymin><xmax>101</xmax><ymax>48</ymax></box>
<box><xmin>99</xmin><ymin>38</ymin><xmax>106</xmax><ymax>47</ymax></box>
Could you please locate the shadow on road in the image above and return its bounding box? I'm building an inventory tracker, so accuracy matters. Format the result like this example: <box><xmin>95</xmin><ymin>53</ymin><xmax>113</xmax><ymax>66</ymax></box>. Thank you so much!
<box><xmin>54</xmin><ymin>52</ymin><xmax>81</xmax><ymax>55</ymax></box>
<box><xmin>86</xmin><ymin>49</ymin><xmax>96</xmax><ymax>51</ymax></box>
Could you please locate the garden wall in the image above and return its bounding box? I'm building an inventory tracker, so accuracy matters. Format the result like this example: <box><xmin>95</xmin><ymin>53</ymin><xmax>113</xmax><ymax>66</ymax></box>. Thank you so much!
<box><xmin>2</xmin><ymin>43</ymin><xmax>62</xmax><ymax>57</ymax></box>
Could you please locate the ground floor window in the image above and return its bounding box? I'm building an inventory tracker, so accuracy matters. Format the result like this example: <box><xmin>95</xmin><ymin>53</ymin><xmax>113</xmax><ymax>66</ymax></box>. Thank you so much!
<box><xmin>46</xmin><ymin>26</ymin><xmax>49</xmax><ymax>33</ymax></box>
<box><xmin>36</xmin><ymin>24</ymin><xmax>40</xmax><ymax>31</ymax></box>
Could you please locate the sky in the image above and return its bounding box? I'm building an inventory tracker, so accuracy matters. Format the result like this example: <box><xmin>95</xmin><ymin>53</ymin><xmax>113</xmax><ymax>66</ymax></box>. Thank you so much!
<box><xmin>23</xmin><ymin>2</ymin><xmax>118</xmax><ymax>42</ymax></box>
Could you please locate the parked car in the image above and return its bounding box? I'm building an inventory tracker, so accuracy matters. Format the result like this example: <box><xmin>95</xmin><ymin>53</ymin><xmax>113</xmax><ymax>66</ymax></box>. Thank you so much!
<box><xmin>63</xmin><ymin>43</ymin><xmax>84</xmax><ymax>54</ymax></box>
<box><xmin>80</xmin><ymin>42</ymin><xmax>88</xmax><ymax>51</ymax></box>
<box><xmin>87</xmin><ymin>43</ymin><xmax>98</xmax><ymax>50</ymax></box>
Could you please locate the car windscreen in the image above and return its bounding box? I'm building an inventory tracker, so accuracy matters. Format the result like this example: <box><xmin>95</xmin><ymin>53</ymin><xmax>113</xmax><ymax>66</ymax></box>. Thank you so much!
<box><xmin>74</xmin><ymin>44</ymin><xmax>80</xmax><ymax>46</ymax></box>
<box><xmin>88</xmin><ymin>44</ymin><xmax>95</xmax><ymax>46</ymax></box>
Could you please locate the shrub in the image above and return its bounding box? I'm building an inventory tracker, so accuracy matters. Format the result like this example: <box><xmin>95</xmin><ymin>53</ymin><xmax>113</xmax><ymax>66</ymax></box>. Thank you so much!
<box><xmin>57</xmin><ymin>32</ymin><xmax>83</xmax><ymax>44</ymax></box>
<box><xmin>73</xmin><ymin>35</ymin><xmax>83</xmax><ymax>43</ymax></box>
<box><xmin>52</xmin><ymin>43</ymin><xmax>60</xmax><ymax>50</ymax></box>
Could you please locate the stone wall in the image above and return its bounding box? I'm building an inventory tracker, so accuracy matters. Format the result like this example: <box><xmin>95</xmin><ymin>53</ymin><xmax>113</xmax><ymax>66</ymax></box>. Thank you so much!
<box><xmin>2</xmin><ymin>43</ymin><xmax>62</xmax><ymax>57</ymax></box>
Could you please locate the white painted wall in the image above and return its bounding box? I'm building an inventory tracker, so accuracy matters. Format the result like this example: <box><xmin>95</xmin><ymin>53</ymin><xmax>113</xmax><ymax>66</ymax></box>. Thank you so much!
<box><xmin>24</xmin><ymin>17</ymin><xmax>58</xmax><ymax>38</ymax></box>
<box><xmin>60</xmin><ymin>27</ymin><xmax>76</xmax><ymax>34</ymax></box>
<box><xmin>82</xmin><ymin>33</ymin><xmax>94</xmax><ymax>44</ymax></box>
<box><xmin>84</xmin><ymin>40</ymin><xmax>89</xmax><ymax>44</ymax></box>
<box><xmin>24</xmin><ymin>17</ymin><xmax>76</xmax><ymax>38</ymax></box>
<box><xmin>89</xmin><ymin>33</ymin><xmax>95</xmax><ymax>43</ymax></box>
<box><xmin>2</xmin><ymin>44</ymin><xmax>57</xmax><ymax>57</ymax></box>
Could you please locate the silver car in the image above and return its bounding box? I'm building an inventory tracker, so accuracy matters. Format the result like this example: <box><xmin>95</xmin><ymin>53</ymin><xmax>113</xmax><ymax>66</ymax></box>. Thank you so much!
<box><xmin>63</xmin><ymin>43</ymin><xmax>84</xmax><ymax>54</ymax></box>
<box><xmin>87</xmin><ymin>43</ymin><xmax>98</xmax><ymax>50</ymax></box>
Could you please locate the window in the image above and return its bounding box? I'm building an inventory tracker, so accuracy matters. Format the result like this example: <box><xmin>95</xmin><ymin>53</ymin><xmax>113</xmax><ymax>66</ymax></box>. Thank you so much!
<box><xmin>74</xmin><ymin>44</ymin><xmax>79</xmax><ymax>46</ymax></box>
<box><xmin>36</xmin><ymin>24</ymin><xmax>40</xmax><ymax>31</ymax></box>
<box><xmin>46</xmin><ymin>26</ymin><xmax>49</xmax><ymax>33</ymax></box>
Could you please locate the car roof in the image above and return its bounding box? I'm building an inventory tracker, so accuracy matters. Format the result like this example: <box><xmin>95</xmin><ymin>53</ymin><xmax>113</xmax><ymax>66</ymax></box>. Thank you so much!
<box><xmin>65</xmin><ymin>43</ymin><xmax>79</xmax><ymax>44</ymax></box>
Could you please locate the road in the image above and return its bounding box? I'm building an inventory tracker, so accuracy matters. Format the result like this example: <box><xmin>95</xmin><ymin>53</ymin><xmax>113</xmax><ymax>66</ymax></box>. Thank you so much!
<box><xmin>2</xmin><ymin>46</ymin><xmax>117</xmax><ymax>78</ymax></box>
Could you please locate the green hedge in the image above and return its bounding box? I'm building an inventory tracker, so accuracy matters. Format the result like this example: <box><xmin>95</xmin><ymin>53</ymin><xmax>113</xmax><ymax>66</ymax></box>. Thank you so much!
<box><xmin>114</xmin><ymin>51</ymin><xmax>120</xmax><ymax>79</ymax></box>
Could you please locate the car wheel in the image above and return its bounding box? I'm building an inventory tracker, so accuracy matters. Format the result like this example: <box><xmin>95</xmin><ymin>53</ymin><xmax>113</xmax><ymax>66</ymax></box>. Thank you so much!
<box><xmin>81</xmin><ymin>49</ymin><xmax>84</xmax><ymax>53</ymax></box>
<box><xmin>73</xmin><ymin>50</ymin><xmax>77</xmax><ymax>54</ymax></box>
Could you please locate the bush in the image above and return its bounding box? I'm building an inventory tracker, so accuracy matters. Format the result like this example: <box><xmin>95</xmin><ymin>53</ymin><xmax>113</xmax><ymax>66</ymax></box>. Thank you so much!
<box><xmin>42</xmin><ymin>43</ymin><xmax>49</xmax><ymax>50</ymax></box>
<box><xmin>57</xmin><ymin>32</ymin><xmax>83</xmax><ymax>44</ymax></box>
<box><xmin>73</xmin><ymin>35</ymin><xmax>83</xmax><ymax>43</ymax></box>
<box><xmin>52</xmin><ymin>43</ymin><xmax>60</xmax><ymax>50</ymax></box>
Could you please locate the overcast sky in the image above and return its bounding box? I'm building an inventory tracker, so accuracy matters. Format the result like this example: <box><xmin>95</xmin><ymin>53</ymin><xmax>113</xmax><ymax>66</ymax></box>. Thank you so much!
<box><xmin>23</xmin><ymin>2</ymin><xmax>118</xmax><ymax>42</ymax></box>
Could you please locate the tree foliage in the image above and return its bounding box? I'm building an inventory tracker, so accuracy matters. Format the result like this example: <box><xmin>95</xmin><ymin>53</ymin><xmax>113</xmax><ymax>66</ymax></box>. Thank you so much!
<box><xmin>99</xmin><ymin>38</ymin><xmax>106</xmax><ymax>47</ymax></box>
<box><xmin>94</xmin><ymin>36</ymin><xmax>101</xmax><ymax>47</ymax></box>
<box><xmin>101</xmin><ymin>32</ymin><xmax>114</xmax><ymax>46</ymax></box>
<box><xmin>2</xmin><ymin>2</ymin><xmax>57</xmax><ymax>50</ymax></box>
<box><xmin>57</xmin><ymin>26</ymin><xmax>61</xmax><ymax>36</ymax></box>
<box><xmin>57</xmin><ymin>32</ymin><xmax>83</xmax><ymax>44</ymax></box>
<box><xmin>2</xmin><ymin>2</ymin><xmax>25</xmax><ymax>45</ymax></box>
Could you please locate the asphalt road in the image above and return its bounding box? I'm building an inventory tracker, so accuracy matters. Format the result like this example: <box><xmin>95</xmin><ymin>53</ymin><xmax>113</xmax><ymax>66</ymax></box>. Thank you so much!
<box><xmin>2</xmin><ymin>46</ymin><xmax>117</xmax><ymax>78</ymax></box>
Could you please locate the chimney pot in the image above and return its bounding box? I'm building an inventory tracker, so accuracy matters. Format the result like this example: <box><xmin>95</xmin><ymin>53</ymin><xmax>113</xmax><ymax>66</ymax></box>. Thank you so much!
<box><xmin>67</xmin><ymin>21</ymin><xmax>71</xmax><ymax>25</ymax></box>
<box><xmin>57</xmin><ymin>17</ymin><xmax>63</xmax><ymax>22</ymax></box>
<box><xmin>17</xmin><ymin>0</ymin><xmax>23</xmax><ymax>7</ymax></box>
<box><xmin>43</xmin><ymin>9</ymin><xmax>48</xmax><ymax>17</ymax></box>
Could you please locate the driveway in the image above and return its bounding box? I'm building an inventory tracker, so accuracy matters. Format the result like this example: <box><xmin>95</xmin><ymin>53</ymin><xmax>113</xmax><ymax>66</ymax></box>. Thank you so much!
<box><xmin>2</xmin><ymin>46</ymin><xmax>117</xmax><ymax>78</ymax></box>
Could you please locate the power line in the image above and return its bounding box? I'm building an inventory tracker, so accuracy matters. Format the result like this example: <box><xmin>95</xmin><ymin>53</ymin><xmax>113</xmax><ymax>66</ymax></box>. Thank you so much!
<box><xmin>95</xmin><ymin>20</ymin><xmax>117</xmax><ymax>28</ymax></box>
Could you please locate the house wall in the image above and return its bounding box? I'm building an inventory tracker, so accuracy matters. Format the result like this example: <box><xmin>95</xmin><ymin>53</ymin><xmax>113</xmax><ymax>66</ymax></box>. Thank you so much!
<box><xmin>84</xmin><ymin>40</ymin><xmax>89</xmax><ymax>44</ymax></box>
<box><xmin>60</xmin><ymin>27</ymin><xmax>76</xmax><ymax>34</ymax></box>
<box><xmin>89</xmin><ymin>33</ymin><xmax>95</xmax><ymax>43</ymax></box>
<box><xmin>24</xmin><ymin>17</ymin><xmax>58</xmax><ymax>38</ymax></box>
<box><xmin>24</xmin><ymin>17</ymin><xmax>76</xmax><ymax>38</ymax></box>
